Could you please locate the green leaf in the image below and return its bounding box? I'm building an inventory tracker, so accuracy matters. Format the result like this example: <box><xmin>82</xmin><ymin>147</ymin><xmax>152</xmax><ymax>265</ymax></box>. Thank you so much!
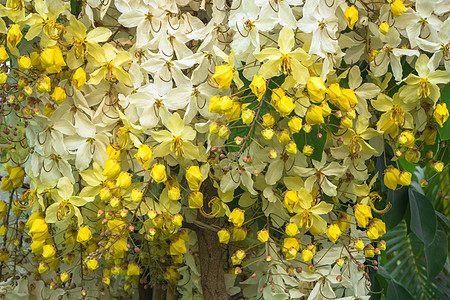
<box><xmin>424</xmin><ymin>224</ymin><xmax>448</xmax><ymax>280</ymax></box>
<box><xmin>292</xmin><ymin>125</ymin><xmax>327</xmax><ymax>162</ymax></box>
<box><xmin>386</xmin><ymin>280</ymin><xmax>414</xmax><ymax>300</ymax></box>
<box><xmin>436</xmin><ymin>211</ymin><xmax>450</xmax><ymax>232</ymax></box>
<box><xmin>385</xmin><ymin>186</ymin><xmax>409</xmax><ymax>229</ymax></box>
<box><xmin>408</xmin><ymin>189</ymin><xmax>437</xmax><ymax>246</ymax></box>
<box><xmin>437</xmin><ymin>83</ymin><xmax>450</xmax><ymax>140</ymax></box>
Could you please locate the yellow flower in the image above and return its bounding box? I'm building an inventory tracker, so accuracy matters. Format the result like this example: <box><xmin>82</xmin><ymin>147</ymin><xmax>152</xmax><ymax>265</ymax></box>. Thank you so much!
<box><xmin>391</xmin><ymin>0</ymin><xmax>406</xmax><ymax>17</ymax></box>
<box><xmin>150</xmin><ymin>164</ymin><xmax>167</xmax><ymax>183</ymax></box>
<box><xmin>288</xmin><ymin>116</ymin><xmax>302</xmax><ymax>134</ymax></box>
<box><xmin>42</xmin><ymin>244</ymin><xmax>56</xmax><ymax>259</ymax></box>
<box><xmin>211</xmin><ymin>65</ymin><xmax>234</xmax><ymax>89</ymax></box>
<box><xmin>398</xmin><ymin>171</ymin><xmax>412</xmax><ymax>186</ymax></box>
<box><xmin>306</xmin><ymin>105</ymin><xmax>324</xmax><ymax>125</ymax></box>
<box><xmin>285</xmin><ymin>141</ymin><xmax>298</xmax><ymax>155</ymax></box>
<box><xmin>283</xmin><ymin>237</ymin><xmax>301</xmax><ymax>254</ymax></box>
<box><xmin>301</xmin><ymin>249</ymin><xmax>314</xmax><ymax>262</ymax></box>
<box><xmin>18</xmin><ymin>55</ymin><xmax>32</xmax><ymax>70</ymax></box>
<box><xmin>378</xmin><ymin>240</ymin><xmax>387</xmax><ymax>251</ymax></box>
<box><xmin>337</xmin><ymin>213</ymin><xmax>351</xmax><ymax>233</ymax></box>
<box><xmin>186</xmin><ymin>165</ymin><xmax>203</xmax><ymax>191</ymax></box>
<box><xmin>106</xmin><ymin>144</ymin><xmax>121</xmax><ymax>160</ymax></box>
<box><xmin>40</xmin><ymin>46</ymin><xmax>66</xmax><ymax>73</ymax></box>
<box><xmin>241</xmin><ymin>109</ymin><xmax>255</xmax><ymax>125</ymax></box>
<box><xmin>61</xmin><ymin>272</ymin><xmax>70</xmax><ymax>282</ymax></box>
<box><xmin>229</xmin><ymin>208</ymin><xmax>245</xmax><ymax>227</ymax></box>
<box><xmin>354</xmin><ymin>239</ymin><xmax>364</xmax><ymax>251</ymax></box>
<box><xmin>167</xmin><ymin>182</ymin><xmax>181</xmax><ymax>201</ymax></box>
<box><xmin>431</xmin><ymin>161</ymin><xmax>444</xmax><ymax>173</ymax></box>
<box><xmin>233</xmin><ymin>227</ymin><xmax>247</xmax><ymax>241</ymax></box>
<box><xmin>0</xmin><ymin>202</ymin><xmax>7</xmax><ymax>218</ymax></box>
<box><xmin>307</xmin><ymin>77</ymin><xmax>326</xmax><ymax>103</ymax></box>
<box><xmin>103</xmin><ymin>159</ymin><xmax>121</xmax><ymax>178</ymax></box>
<box><xmin>367</xmin><ymin>226</ymin><xmax>379</xmax><ymax>240</ymax></box>
<box><xmin>72</xmin><ymin>67</ymin><xmax>86</xmax><ymax>91</ymax></box>
<box><xmin>134</xmin><ymin>145</ymin><xmax>152</xmax><ymax>170</ymax></box>
<box><xmin>77</xmin><ymin>225</ymin><xmax>92</xmax><ymax>244</ymax></box>
<box><xmin>257</xmin><ymin>229</ymin><xmax>269</xmax><ymax>243</ymax></box>
<box><xmin>372</xmin><ymin>218</ymin><xmax>386</xmax><ymax>237</ymax></box>
<box><xmin>384</xmin><ymin>167</ymin><xmax>400</xmax><ymax>190</ymax></box>
<box><xmin>188</xmin><ymin>191</ymin><xmax>203</xmax><ymax>208</ymax></box>
<box><xmin>51</xmin><ymin>87</ymin><xmax>66</xmax><ymax>104</ymax></box>
<box><xmin>434</xmin><ymin>103</ymin><xmax>449</xmax><ymax>127</ymax></box>
<box><xmin>285</xmin><ymin>247</ymin><xmax>298</xmax><ymax>260</ymax></box>
<box><xmin>326</xmin><ymin>224</ymin><xmax>342</xmax><ymax>243</ymax></box>
<box><xmin>250</xmin><ymin>75</ymin><xmax>266</xmax><ymax>100</ymax></box>
<box><xmin>285</xmin><ymin>222</ymin><xmax>299</xmax><ymax>237</ymax></box>
<box><xmin>379</xmin><ymin>22</ymin><xmax>390</xmax><ymax>35</ymax></box>
<box><xmin>339</xmin><ymin>89</ymin><xmax>358</xmax><ymax>111</ymax></box>
<box><xmin>0</xmin><ymin>46</ymin><xmax>8</xmax><ymax>63</ymax></box>
<box><xmin>29</xmin><ymin>218</ymin><xmax>49</xmax><ymax>241</ymax></box>
<box><xmin>38</xmin><ymin>262</ymin><xmax>49</xmax><ymax>274</ymax></box>
<box><xmin>87</xmin><ymin>259</ymin><xmax>98</xmax><ymax>270</ymax></box>
<box><xmin>217</xmin><ymin>229</ymin><xmax>231</xmax><ymax>244</ymax></box>
<box><xmin>7</xmin><ymin>24</ymin><xmax>22</xmax><ymax>48</ymax></box>
<box><xmin>344</xmin><ymin>6</ymin><xmax>358</xmax><ymax>30</ymax></box>
<box><xmin>0</xmin><ymin>226</ymin><xmax>7</xmax><ymax>236</ymax></box>
<box><xmin>172</xmin><ymin>214</ymin><xmax>183</xmax><ymax>226</ymax></box>
<box><xmin>0</xmin><ymin>73</ymin><xmax>7</xmax><ymax>85</ymax></box>
<box><xmin>354</xmin><ymin>204</ymin><xmax>372</xmax><ymax>228</ymax></box>
<box><xmin>275</xmin><ymin>95</ymin><xmax>296</xmax><ymax>116</ymax></box>
<box><xmin>262</xmin><ymin>128</ymin><xmax>274</xmax><ymax>140</ymax></box>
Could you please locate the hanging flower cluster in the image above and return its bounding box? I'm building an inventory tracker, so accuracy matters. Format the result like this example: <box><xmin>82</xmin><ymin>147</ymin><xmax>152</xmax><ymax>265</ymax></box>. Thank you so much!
<box><xmin>0</xmin><ymin>0</ymin><xmax>448</xmax><ymax>299</ymax></box>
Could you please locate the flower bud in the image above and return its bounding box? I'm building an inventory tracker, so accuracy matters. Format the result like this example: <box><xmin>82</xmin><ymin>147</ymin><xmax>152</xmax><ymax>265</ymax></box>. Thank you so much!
<box><xmin>241</xmin><ymin>108</ymin><xmax>255</xmax><ymax>125</ymax></box>
<box><xmin>344</xmin><ymin>5</ymin><xmax>359</xmax><ymax>30</ymax></box>
<box><xmin>72</xmin><ymin>67</ymin><xmax>86</xmax><ymax>91</ymax></box>
<box><xmin>116</xmin><ymin>172</ymin><xmax>132</xmax><ymax>189</ymax></box>
<box><xmin>211</xmin><ymin>65</ymin><xmax>233</xmax><ymax>89</ymax></box>
<box><xmin>288</xmin><ymin>116</ymin><xmax>302</xmax><ymax>134</ymax></box>
<box><xmin>262</xmin><ymin>128</ymin><xmax>274</xmax><ymax>140</ymax></box>
<box><xmin>150</xmin><ymin>164</ymin><xmax>167</xmax><ymax>183</ymax></box>
<box><xmin>302</xmin><ymin>145</ymin><xmax>314</xmax><ymax>156</ymax></box>
<box><xmin>18</xmin><ymin>55</ymin><xmax>32</xmax><ymax>70</ymax></box>
<box><xmin>131</xmin><ymin>189</ymin><xmax>143</xmax><ymax>203</ymax></box>
<box><xmin>379</xmin><ymin>22</ymin><xmax>390</xmax><ymax>34</ymax></box>
<box><xmin>186</xmin><ymin>165</ymin><xmax>203</xmax><ymax>191</ymax></box>
<box><xmin>217</xmin><ymin>229</ymin><xmax>231</xmax><ymax>244</ymax></box>
<box><xmin>51</xmin><ymin>87</ymin><xmax>66</xmax><ymax>104</ymax></box>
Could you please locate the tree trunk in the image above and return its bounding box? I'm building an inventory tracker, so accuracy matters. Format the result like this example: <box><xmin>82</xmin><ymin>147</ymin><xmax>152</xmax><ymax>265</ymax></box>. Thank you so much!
<box><xmin>194</xmin><ymin>178</ymin><xmax>230</xmax><ymax>300</ymax></box>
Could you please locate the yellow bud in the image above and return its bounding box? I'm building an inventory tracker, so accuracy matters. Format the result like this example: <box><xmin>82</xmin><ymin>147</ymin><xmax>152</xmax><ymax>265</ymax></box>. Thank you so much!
<box><xmin>284</xmin><ymin>190</ymin><xmax>299</xmax><ymax>213</ymax></box>
<box><xmin>336</xmin><ymin>258</ymin><xmax>345</xmax><ymax>267</ymax></box>
<box><xmin>7</xmin><ymin>24</ymin><xmax>22</xmax><ymax>49</ymax></box>
<box><xmin>378</xmin><ymin>240</ymin><xmax>386</xmax><ymax>251</ymax></box>
<box><xmin>344</xmin><ymin>5</ymin><xmax>359</xmax><ymax>30</ymax></box>
<box><xmin>384</xmin><ymin>167</ymin><xmax>400</xmax><ymax>190</ymax></box>
<box><xmin>186</xmin><ymin>165</ymin><xmax>203</xmax><ymax>190</ymax></box>
<box><xmin>224</xmin><ymin>101</ymin><xmax>241</xmax><ymax>122</ymax></box>
<box><xmin>391</xmin><ymin>0</ymin><xmax>406</xmax><ymax>17</ymax></box>
<box><xmin>61</xmin><ymin>272</ymin><xmax>70</xmax><ymax>283</ymax></box>
<box><xmin>170</xmin><ymin>238</ymin><xmax>186</xmax><ymax>255</ymax></box>
<box><xmin>354</xmin><ymin>204</ymin><xmax>373</xmax><ymax>228</ymax></box>
<box><xmin>337</xmin><ymin>213</ymin><xmax>351</xmax><ymax>233</ymax></box>
<box><xmin>188</xmin><ymin>191</ymin><xmax>203</xmax><ymax>208</ymax></box>
<box><xmin>150</xmin><ymin>164</ymin><xmax>167</xmax><ymax>183</ymax></box>
<box><xmin>18</xmin><ymin>55</ymin><xmax>32</xmax><ymax>70</ymax></box>
<box><xmin>302</xmin><ymin>145</ymin><xmax>314</xmax><ymax>157</ymax></box>
<box><xmin>367</xmin><ymin>226</ymin><xmax>379</xmax><ymax>240</ymax></box>
<box><xmin>51</xmin><ymin>86</ymin><xmax>66</xmax><ymax>104</ymax></box>
<box><xmin>218</xmin><ymin>125</ymin><xmax>230</xmax><ymax>139</ymax></box>
<box><xmin>398</xmin><ymin>131</ymin><xmax>415</xmax><ymax>147</ymax></box>
<box><xmin>431</xmin><ymin>161</ymin><xmax>444</xmax><ymax>173</ymax></box>
<box><xmin>275</xmin><ymin>95</ymin><xmax>295</xmax><ymax>117</ymax></box>
<box><xmin>63</xmin><ymin>254</ymin><xmax>75</xmax><ymax>265</ymax></box>
<box><xmin>326</xmin><ymin>224</ymin><xmax>342</xmax><ymax>243</ymax></box>
<box><xmin>434</xmin><ymin>103</ymin><xmax>449</xmax><ymax>127</ymax></box>
<box><xmin>271</xmin><ymin>88</ymin><xmax>285</xmax><ymax>106</ymax></box>
<box><xmin>127</xmin><ymin>263</ymin><xmax>140</xmax><ymax>276</ymax></box>
<box><xmin>100</xmin><ymin>187</ymin><xmax>112</xmax><ymax>201</ymax></box>
<box><xmin>327</xmin><ymin>83</ymin><xmax>341</xmax><ymax>102</ymax></box>
<box><xmin>168</xmin><ymin>185</ymin><xmax>181</xmax><ymax>201</ymax></box>
<box><xmin>106</xmin><ymin>144</ymin><xmax>121</xmax><ymax>160</ymax></box>
<box><xmin>423</xmin><ymin>126</ymin><xmax>437</xmax><ymax>145</ymax></box>
<box><xmin>262</xmin><ymin>128</ymin><xmax>275</xmax><ymax>140</ymax></box>
<box><xmin>321</xmin><ymin>102</ymin><xmax>332</xmax><ymax>117</ymax></box>
<box><xmin>285</xmin><ymin>141</ymin><xmax>298</xmax><ymax>155</ymax></box>
<box><xmin>257</xmin><ymin>229</ymin><xmax>269</xmax><ymax>243</ymax></box>
<box><xmin>398</xmin><ymin>171</ymin><xmax>412</xmax><ymax>186</ymax></box>
<box><xmin>233</xmin><ymin>227</ymin><xmax>247</xmax><ymax>241</ymax></box>
<box><xmin>29</xmin><ymin>218</ymin><xmax>49</xmax><ymax>241</ymax></box>
<box><xmin>0</xmin><ymin>73</ymin><xmax>7</xmax><ymax>85</ymax></box>
<box><xmin>277</xmin><ymin>129</ymin><xmax>291</xmax><ymax>144</ymax></box>
<box><xmin>1</xmin><ymin>177</ymin><xmax>13</xmax><ymax>192</ymax></box>
<box><xmin>379</xmin><ymin>22</ymin><xmax>390</xmax><ymax>34</ymax></box>
<box><xmin>354</xmin><ymin>239</ymin><xmax>365</xmax><ymax>251</ymax></box>
<box><xmin>172</xmin><ymin>214</ymin><xmax>183</xmax><ymax>226</ymax></box>
<box><xmin>209</xmin><ymin>121</ymin><xmax>219</xmax><ymax>134</ymax></box>
<box><xmin>217</xmin><ymin>229</ymin><xmax>231</xmax><ymax>244</ymax></box>
<box><xmin>0</xmin><ymin>202</ymin><xmax>7</xmax><ymax>218</ymax></box>
<box><xmin>211</xmin><ymin>65</ymin><xmax>234</xmax><ymax>89</ymax></box>
<box><xmin>40</xmin><ymin>46</ymin><xmax>66</xmax><ymax>73</ymax></box>
<box><xmin>36</xmin><ymin>75</ymin><xmax>51</xmax><ymax>93</ymax></box>
<box><xmin>288</xmin><ymin>116</ymin><xmax>302</xmax><ymax>134</ymax></box>
<box><xmin>250</xmin><ymin>75</ymin><xmax>266</xmax><ymax>100</ymax></box>
<box><xmin>229</xmin><ymin>208</ymin><xmax>245</xmax><ymax>227</ymax></box>
<box><xmin>42</xmin><ymin>244</ymin><xmax>56</xmax><ymax>259</ymax></box>
<box><xmin>116</xmin><ymin>172</ymin><xmax>132</xmax><ymax>189</ymax></box>
<box><xmin>38</xmin><ymin>262</ymin><xmax>49</xmax><ymax>274</ymax></box>
<box><xmin>77</xmin><ymin>225</ymin><xmax>92</xmax><ymax>244</ymax></box>
<box><xmin>268</xmin><ymin>149</ymin><xmax>277</xmax><ymax>159</ymax></box>
<box><xmin>134</xmin><ymin>145</ymin><xmax>152</xmax><ymax>170</ymax></box>
<box><xmin>208</xmin><ymin>95</ymin><xmax>221</xmax><ymax>113</ymax></box>
<box><xmin>307</xmin><ymin>77</ymin><xmax>326</xmax><ymax>103</ymax></box>
<box><xmin>103</xmin><ymin>159</ymin><xmax>121</xmax><ymax>178</ymax></box>
<box><xmin>262</xmin><ymin>113</ymin><xmax>275</xmax><ymax>128</ymax></box>
<box><xmin>341</xmin><ymin>116</ymin><xmax>353</xmax><ymax>128</ymax></box>
<box><xmin>285</xmin><ymin>222</ymin><xmax>299</xmax><ymax>237</ymax></box>
<box><xmin>0</xmin><ymin>225</ymin><xmax>7</xmax><ymax>237</ymax></box>
<box><xmin>72</xmin><ymin>67</ymin><xmax>86</xmax><ymax>91</ymax></box>
<box><xmin>131</xmin><ymin>189</ymin><xmax>143</xmax><ymax>203</ymax></box>
<box><xmin>301</xmin><ymin>249</ymin><xmax>314</xmax><ymax>262</ymax></box>
<box><xmin>87</xmin><ymin>259</ymin><xmax>98</xmax><ymax>270</ymax></box>
<box><xmin>340</xmin><ymin>89</ymin><xmax>358</xmax><ymax>110</ymax></box>
<box><xmin>0</xmin><ymin>46</ymin><xmax>8</xmax><ymax>63</ymax></box>
<box><xmin>364</xmin><ymin>244</ymin><xmax>375</xmax><ymax>258</ymax></box>
<box><xmin>306</xmin><ymin>105</ymin><xmax>324</xmax><ymax>125</ymax></box>
<box><xmin>405</xmin><ymin>148</ymin><xmax>420</xmax><ymax>163</ymax></box>
<box><xmin>241</xmin><ymin>109</ymin><xmax>255</xmax><ymax>125</ymax></box>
